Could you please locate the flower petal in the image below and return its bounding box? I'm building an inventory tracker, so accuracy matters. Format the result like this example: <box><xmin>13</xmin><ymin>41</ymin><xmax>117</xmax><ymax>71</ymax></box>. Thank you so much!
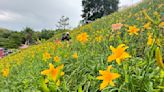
<box><xmin>97</xmin><ymin>76</ymin><xmax>104</xmax><ymax>80</ymax></box>
<box><xmin>116</xmin><ymin>59</ymin><xmax>121</xmax><ymax>65</ymax></box>
<box><xmin>120</xmin><ymin>52</ymin><xmax>131</xmax><ymax>59</ymax></box>
<box><xmin>111</xmin><ymin>73</ymin><xmax>121</xmax><ymax>79</ymax></box>
<box><xmin>41</xmin><ymin>70</ymin><xmax>50</xmax><ymax>75</ymax></box>
<box><xmin>117</xmin><ymin>44</ymin><xmax>125</xmax><ymax>48</ymax></box>
<box><xmin>49</xmin><ymin>63</ymin><xmax>54</xmax><ymax>71</ymax></box>
<box><xmin>61</xmin><ymin>72</ymin><xmax>65</xmax><ymax>76</ymax></box>
<box><xmin>110</xmin><ymin>46</ymin><xmax>116</xmax><ymax>52</ymax></box>
<box><xmin>109</xmin><ymin>81</ymin><xmax>115</xmax><ymax>86</ymax></box>
<box><xmin>99</xmin><ymin>70</ymin><xmax>109</xmax><ymax>75</ymax></box>
<box><xmin>108</xmin><ymin>55</ymin><xmax>116</xmax><ymax>62</ymax></box>
<box><xmin>100</xmin><ymin>81</ymin><xmax>109</xmax><ymax>90</ymax></box>
<box><xmin>107</xmin><ymin>65</ymin><xmax>112</xmax><ymax>71</ymax></box>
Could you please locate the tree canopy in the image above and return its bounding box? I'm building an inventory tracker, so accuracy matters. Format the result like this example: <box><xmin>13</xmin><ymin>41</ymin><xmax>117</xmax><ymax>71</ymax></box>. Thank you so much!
<box><xmin>82</xmin><ymin>0</ymin><xmax>119</xmax><ymax>24</ymax></box>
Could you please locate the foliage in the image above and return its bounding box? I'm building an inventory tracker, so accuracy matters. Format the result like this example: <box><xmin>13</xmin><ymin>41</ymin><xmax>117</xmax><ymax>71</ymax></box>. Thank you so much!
<box><xmin>0</xmin><ymin>0</ymin><xmax>164</xmax><ymax>91</ymax></box>
<box><xmin>21</xmin><ymin>27</ymin><xmax>36</xmax><ymax>45</ymax></box>
<box><xmin>82</xmin><ymin>0</ymin><xmax>119</xmax><ymax>23</ymax></box>
<box><xmin>0</xmin><ymin>29</ymin><xmax>24</xmax><ymax>48</ymax></box>
<box><xmin>0</xmin><ymin>28</ymin><xmax>56</xmax><ymax>49</ymax></box>
<box><xmin>56</xmin><ymin>16</ymin><xmax>70</xmax><ymax>30</ymax></box>
<box><xmin>39</xmin><ymin>29</ymin><xmax>56</xmax><ymax>40</ymax></box>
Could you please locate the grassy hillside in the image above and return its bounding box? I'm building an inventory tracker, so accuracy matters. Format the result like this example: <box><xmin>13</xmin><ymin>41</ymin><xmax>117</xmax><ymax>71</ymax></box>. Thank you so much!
<box><xmin>0</xmin><ymin>0</ymin><xmax>164</xmax><ymax>91</ymax></box>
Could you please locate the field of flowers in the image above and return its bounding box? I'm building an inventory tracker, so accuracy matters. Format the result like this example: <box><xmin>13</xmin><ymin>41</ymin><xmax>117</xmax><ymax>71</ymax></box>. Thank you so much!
<box><xmin>0</xmin><ymin>0</ymin><xmax>164</xmax><ymax>91</ymax></box>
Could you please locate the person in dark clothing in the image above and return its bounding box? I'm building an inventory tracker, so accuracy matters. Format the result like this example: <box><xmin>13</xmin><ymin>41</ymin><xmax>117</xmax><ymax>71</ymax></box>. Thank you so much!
<box><xmin>61</xmin><ymin>33</ymin><xmax>65</xmax><ymax>41</ymax></box>
<box><xmin>61</xmin><ymin>32</ymin><xmax>71</xmax><ymax>41</ymax></box>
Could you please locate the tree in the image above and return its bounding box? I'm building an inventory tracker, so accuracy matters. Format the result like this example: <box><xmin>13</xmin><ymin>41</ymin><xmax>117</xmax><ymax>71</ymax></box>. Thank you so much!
<box><xmin>39</xmin><ymin>29</ymin><xmax>55</xmax><ymax>40</ymax></box>
<box><xmin>8</xmin><ymin>32</ymin><xmax>24</xmax><ymax>48</ymax></box>
<box><xmin>82</xmin><ymin>0</ymin><xmax>119</xmax><ymax>24</ymax></box>
<box><xmin>56</xmin><ymin>16</ymin><xmax>69</xmax><ymax>30</ymax></box>
<box><xmin>0</xmin><ymin>30</ymin><xmax>24</xmax><ymax>48</ymax></box>
<box><xmin>22</xmin><ymin>27</ymin><xmax>34</xmax><ymax>45</ymax></box>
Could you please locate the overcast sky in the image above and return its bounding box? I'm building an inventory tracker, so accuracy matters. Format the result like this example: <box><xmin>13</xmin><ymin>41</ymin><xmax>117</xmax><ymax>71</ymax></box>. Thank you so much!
<box><xmin>0</xmin><ymin>0</ymin><xmax>141</xmax><ymax>31</ymax></box>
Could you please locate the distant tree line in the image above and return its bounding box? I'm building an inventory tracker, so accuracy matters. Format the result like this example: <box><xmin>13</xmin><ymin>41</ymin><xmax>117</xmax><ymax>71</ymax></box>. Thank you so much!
<box><xmin>0</xmin><ymin>16</ymin><xmax>70</xmax><ymax>49</ymax></box>
<box><xmin>0</xmin><ymin>27</ymin><xmax>58</xmax><ymax>48</ymax></box>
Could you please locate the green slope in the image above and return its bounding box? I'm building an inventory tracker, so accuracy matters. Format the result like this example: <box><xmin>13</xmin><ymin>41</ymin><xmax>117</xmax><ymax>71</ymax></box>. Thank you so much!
<box><xmin>0</xmin><ymin>0</ymin><xmax>164</xmax><ymax>91</ymax></box>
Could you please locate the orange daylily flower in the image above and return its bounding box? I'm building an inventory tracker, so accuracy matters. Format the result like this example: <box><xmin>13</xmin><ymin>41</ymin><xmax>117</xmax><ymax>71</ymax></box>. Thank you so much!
<box><xmin>112</xmin><ymin>23</ymin><xmax>123</xmax><ymax>31</ymax></box>
<box><xmin>76</xmin><ymin>32</ymin><xmax>89</xmax><ymax>43</ymax></box>
<box><xmin>41</xmin><ymin>63</ymin><xmax>64</xmax><ymax>81</ymax></box>
<box><xmin>97</xmin><ymin>66</ymin><xmax>120</xmax><ymax>90</ymax></box>
<box><xmin>54</xmin><ymin>39</ymin><xmax>61</xmax><ymax>45</ymax></box>
<box><xmin>127</xmin><ymin>26</ymin><xmax>139</xmax><ymax>35</ymax></box>
<box><xmin>108</xmin><ymin>44</ymin><xmax>131</xmax><ymax>65</ymax></box>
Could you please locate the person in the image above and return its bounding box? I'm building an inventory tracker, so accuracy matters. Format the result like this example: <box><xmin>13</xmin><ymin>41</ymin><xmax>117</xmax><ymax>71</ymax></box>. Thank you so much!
<box><xmin>61</xmin><ymin>33</ymin><xmax>65</xmax><ymax>41</ymax></box>
<box><xmin>61</xmin><ymin>32</ymin><xmax>71</xmax><ymax>41</ymax></box>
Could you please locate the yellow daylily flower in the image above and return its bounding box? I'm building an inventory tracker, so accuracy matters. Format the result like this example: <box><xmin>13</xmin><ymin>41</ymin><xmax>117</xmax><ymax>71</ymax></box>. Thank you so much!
<box><xmin>54</xmin><ymin>56</ymin><xmax>60</xmax><ymax>62</ymax></box>
<box><xmin>76</xmin><ymin>32</ymin><xmax>89</xmax><ymax>43</ymax></box>
<box><xmin>108</xmin><ymin>44</ymin><xmax>131</xmax><ymax>65</ymax></box>
<box><xmin>127</xmin><ymin>26</ymin><xmax>140</xmax><ymax>35</ymax></box>
<box><xmin>2</xmin><ymin>68</ymin><xmax>9</xmax><ymax>77</ymax></box>
<box><xmin>97</xmin><ymin>66</ymin><xmax>120</xmax><ymax>90</ymax></box>
<box><xmin>43</xmin><ymin>52</ymin><xmax>51</xmax><ymax>61</ymax></box>
<box><xmin>41</xmin><ymin>63</ymin><xmax>64</xmax><ymax>81</ymax></box>
<box><xmin>72</xmin><ymin>52</ymin><xmax>78</xmax><ymax>59</ymax></box>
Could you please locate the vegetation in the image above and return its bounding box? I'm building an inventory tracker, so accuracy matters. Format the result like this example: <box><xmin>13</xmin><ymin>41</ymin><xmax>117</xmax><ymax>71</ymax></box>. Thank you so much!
<box><xmin>0</xmin><ymin>28</ymin><xmax>24</xmax><ymax>48</ymax></box>
<box><xmin>56</xmin><ymin>16</ymin><xmax>70</xmax><ymax>30</ymax></box>
<box><xmin>0</xmin><ymin>28</ymin><xmax>57</xmax><ymax>48</ymax></box>
<box><xmin>0</xmin><ymin>0</ymin><xmax>164</xmax><ymax>91</ymax></box>
<box><xmin>82</xmin><ymin>0</ymin><xmax>119</xmax><ymax>23</ymax></box>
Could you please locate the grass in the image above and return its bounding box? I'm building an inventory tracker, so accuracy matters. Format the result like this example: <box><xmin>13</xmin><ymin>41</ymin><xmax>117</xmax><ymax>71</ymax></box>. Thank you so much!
<box><xmin>0</xmin><ymin>0</ymin><xmax>164</xmax><ymax>91</ymax></box>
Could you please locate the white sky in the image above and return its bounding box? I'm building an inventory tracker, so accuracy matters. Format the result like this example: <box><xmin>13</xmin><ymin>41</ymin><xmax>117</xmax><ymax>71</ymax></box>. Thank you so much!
<box><xmin>0</xmin><ymin>0</ymin><xmax>141</xmax><ymax>31</ymax></box>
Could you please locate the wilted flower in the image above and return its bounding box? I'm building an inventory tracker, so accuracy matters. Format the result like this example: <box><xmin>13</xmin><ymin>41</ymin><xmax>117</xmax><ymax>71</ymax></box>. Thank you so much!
<box><xmin>76</xmin><ymin>32</ymin><xmax>89</xmax><ymax>43</ymax></box>
<box><xmin>97</xmin><ymin>66</ymin><xmax>120</xmax><ymax>90</ymax></box>
<box><xmin>108</xmin><ymin>44</ymin><xmax>131</xmax><ymax>65</ymax></box>
<box><xmin>155</xmin><ymin>47</ymin><xmax>164</xmax><ymax>69</ymax></box>
<box><xmin>127</xmin><ymin>26</ymin><xmax>139</xmax><ymax>35</ymax></box>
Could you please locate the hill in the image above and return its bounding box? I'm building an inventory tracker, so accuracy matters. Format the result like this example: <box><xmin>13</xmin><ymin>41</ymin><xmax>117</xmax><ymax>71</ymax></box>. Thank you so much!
<box><xmin>0</xmin><ymin>0</ymin><xmax>164</xmax><ymax>91</ymax></box>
